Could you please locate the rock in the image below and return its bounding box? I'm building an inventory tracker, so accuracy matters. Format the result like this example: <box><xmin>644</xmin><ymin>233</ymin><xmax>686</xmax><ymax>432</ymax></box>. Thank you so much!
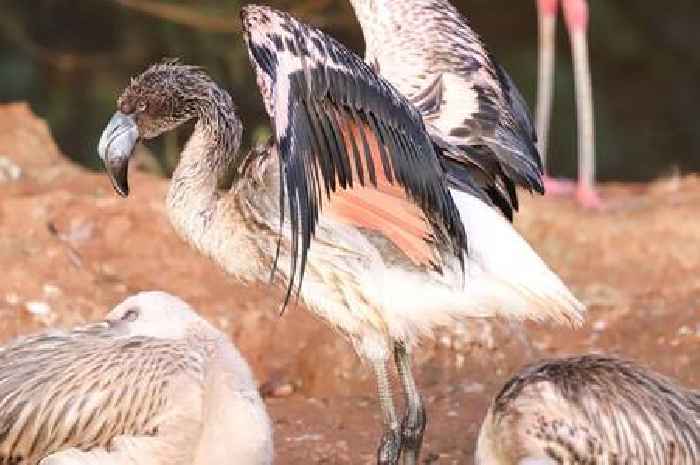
<box><xmin>25</xmin><ymin>300</ymin><xmax>51</xmax><ymax>316</ymax></box>
<box><xmin>0</xmin><ymin>156</ymin><xmax>22</xmax><ymax>183</ymax></box>
<box><xmin>0</xmin><ymin>103</ymin><xmax>71</xmax><ymax>179</ymax></box>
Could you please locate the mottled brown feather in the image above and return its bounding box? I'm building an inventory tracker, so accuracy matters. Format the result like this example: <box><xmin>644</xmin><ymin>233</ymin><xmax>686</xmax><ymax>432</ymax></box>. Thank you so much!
<box><xmin>0</xmin><ymin>323</ymin><xmax>206</xmax><ymax>465</ymax></box>
<box><xmin>478</xmin><ymin>355</ymin><xmax>700</xmax><ymax>465</ymax></box>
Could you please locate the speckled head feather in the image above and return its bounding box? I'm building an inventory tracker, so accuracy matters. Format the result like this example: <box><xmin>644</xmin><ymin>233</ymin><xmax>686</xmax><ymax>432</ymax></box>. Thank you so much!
<box><xmin>99</xmin><ymin>61</ymin><xmax>244</xmax><ymax>196</ymax></box>
<box><xmin>118</xmin><ymin>60</ymin><xmax>241</xmax><ymax>151</ymax></box>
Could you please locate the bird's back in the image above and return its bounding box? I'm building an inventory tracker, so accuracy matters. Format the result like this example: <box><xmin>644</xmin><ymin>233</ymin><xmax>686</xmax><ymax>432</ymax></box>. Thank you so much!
<box><xmin>476</xmin><ymin>355</ymin><xmax>700</xmax><ymax>465</ymax></box>
<box><xmin>0</xmin><ymin>323</ymin><xmax>206</xmax><ymax>465</ymax></box>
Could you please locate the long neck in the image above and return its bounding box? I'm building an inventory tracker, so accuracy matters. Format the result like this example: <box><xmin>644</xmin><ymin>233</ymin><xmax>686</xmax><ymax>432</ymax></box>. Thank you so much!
<box><xmin>171</xmin><ymin>85</ymin><xmax>242</xmax><ymax>194</ymax></box>
<box><xmin>165</xmin><ymin>86</ymin><xmax>283</xmax><ymax>282</ymax></box>
<box><xmin>166</xmin><ymin>85</ymin><xmax>243</xmax><ymax>246</ymax></box>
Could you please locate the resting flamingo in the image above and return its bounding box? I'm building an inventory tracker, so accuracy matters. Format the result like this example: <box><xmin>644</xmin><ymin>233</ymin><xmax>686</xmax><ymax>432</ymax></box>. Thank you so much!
<box><xmin>0</xmin><ymin>291</ymin><xmax>272</xmax><ymax>465</ymax></box>
<box><xmin>478</xmin><ymin>354</ymin><xmax>699</xmax><ymax>465</ymax></box>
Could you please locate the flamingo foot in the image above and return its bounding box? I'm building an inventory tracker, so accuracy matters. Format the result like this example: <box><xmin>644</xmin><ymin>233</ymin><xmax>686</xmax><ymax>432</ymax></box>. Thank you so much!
<box><xmin>543</xmin><ymin>175</ymin><xmax>577</xmax><ymax>196</ymax></box>
<box><xmin>575</xmin><ymin>185</ymin><xmax>604</xmax><ymax>210</ymax></box>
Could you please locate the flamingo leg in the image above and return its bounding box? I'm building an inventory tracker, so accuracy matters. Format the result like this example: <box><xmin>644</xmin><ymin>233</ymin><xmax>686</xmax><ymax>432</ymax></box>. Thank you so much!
<box><xmin>563</xmin><ymin>0</ymin><xmax>603</xmax><ymax>208</ymax></box>
<box><xmin>537</xmin><ymin>0</ymin><xmax>578</xmax><ymax>196</ymax></box>
<box><xmin>373</xmin><ymin>358</ymin><xmax>402</xmax><ymax>465</ymax></box>
<box><xmin>535</xmin><ymin>0</ymin><xmax>558</xmax><ymax>170</ymax></box>
<box><xmin>394</xmin><ymin>343</ymin><xmax>426</xmax><ymax>465</ymax></box>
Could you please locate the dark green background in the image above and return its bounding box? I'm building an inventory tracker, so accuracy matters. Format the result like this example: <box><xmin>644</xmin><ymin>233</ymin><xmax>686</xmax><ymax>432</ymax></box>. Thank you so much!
<box><xmin>1</xmin><ymin>0</ymin><xmax>698</xmax><ymax>180</ymax></box>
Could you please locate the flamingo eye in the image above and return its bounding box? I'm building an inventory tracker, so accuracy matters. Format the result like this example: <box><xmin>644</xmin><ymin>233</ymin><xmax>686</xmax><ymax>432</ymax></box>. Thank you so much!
<box><xmin>122</xmin><ymin>308</ymin><xmax>140</xmax><ymax>322</ymax></box>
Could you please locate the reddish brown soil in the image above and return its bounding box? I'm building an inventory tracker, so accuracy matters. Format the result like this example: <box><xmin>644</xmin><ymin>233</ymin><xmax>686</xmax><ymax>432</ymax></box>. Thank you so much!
<box><xmin>1</xmin><ymin>103</ymin><xmax>698</xmax><ymax>464</ymax></box>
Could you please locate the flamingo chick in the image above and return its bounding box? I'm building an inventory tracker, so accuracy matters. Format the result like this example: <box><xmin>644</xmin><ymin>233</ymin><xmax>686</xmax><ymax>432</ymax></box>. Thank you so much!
<box><xmin>0</xmin><ymin>291</ymin><xmax>272</xmax><ymax>465</ymax></box>
<box><xmin>477</xmin><ymin>354</ymin><xmax>700</xmax><ymax>465</ymax></box>
<box><xmin>536</xmin><ymin>0</ymin><xmax>601</xmax><ymax>208</ymax></box>
<box><xmin>98</xmin><ymin>6</ymin><xmax>584</xmax><ymax>465</ymax></box>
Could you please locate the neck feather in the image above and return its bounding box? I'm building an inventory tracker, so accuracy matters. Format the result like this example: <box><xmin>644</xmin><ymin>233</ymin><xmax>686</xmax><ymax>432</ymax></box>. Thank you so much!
<box><xmin>165</xmin><ymin>82</ymin><xmax>283</xmax><ymax>283</ymax></box>
<box><xmin>178</xmin><ymin>84</ymin><xmax>242</xmax><ymax>185</ymax></box>
<box><xmin>166</xmin><ymin>83</ymin><xmax>243</xmax><ymax>247</ymax></box>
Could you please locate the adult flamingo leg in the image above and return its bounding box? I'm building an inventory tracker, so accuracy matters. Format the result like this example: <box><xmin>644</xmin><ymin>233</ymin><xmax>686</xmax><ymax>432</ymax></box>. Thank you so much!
<box><xmin>537</xmin><ymin>0</ymin><xmax>576</xmax><ymax>195</ymax></box>
<box><xmin>563</xmin><ymin>0</ymin><xmax>603</xmax><ymax>208</ymax></box>
<box><xmin>537</xmin><ymin>0</ymin><xmax>602</xmax><ymax>206</ymax></box>
<box><xmin>536</xmin><ymin>0</ymin><xmax>575</xmax><ymax>195</ymax></box>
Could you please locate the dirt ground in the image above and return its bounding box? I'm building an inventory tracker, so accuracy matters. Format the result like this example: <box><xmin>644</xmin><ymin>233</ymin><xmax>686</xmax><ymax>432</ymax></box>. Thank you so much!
<box><xmin>1</xmin><ymin>103</ymin><xmax>698</xmax><ymax>464</ymax></box>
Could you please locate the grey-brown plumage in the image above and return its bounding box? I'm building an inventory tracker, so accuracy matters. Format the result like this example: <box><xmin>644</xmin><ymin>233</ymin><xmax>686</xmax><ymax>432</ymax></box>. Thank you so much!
<box><xmin>477</xmin><ymin>355</ymin><xmax>700</xmax><ymax>465</ymax></box>
<box><xmin>0</xmin><ymin>291</ymin><xmax>272</xmax><ymax>465</ymax></box>
<box><xmin>0</xmin><ymin>326</ymin><xmax>196</xmax><ymax>464</ymax></box>
<box><xmin>349</xmin><ymin>0</ymin><xmax>543</xmax><ymax>218</ymax></box>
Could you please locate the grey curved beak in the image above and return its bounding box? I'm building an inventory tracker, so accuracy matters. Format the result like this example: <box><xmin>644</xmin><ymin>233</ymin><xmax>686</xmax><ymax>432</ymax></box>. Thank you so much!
<box><xmin>98</xmin><ymin>112</ymin><xmax>139</xmax><ymax>197</ymax></box>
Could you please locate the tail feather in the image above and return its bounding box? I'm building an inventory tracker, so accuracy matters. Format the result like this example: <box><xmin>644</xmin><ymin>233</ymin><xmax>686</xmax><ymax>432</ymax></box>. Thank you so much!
<box><xmin>372</xmin><ymin>189</ymin><xmax>585</xmax><ymax>342</ymax></box>
<box><xmin>454</xmin><ymin>188</ymin><xmax>585</xmax><ymax>326</ymax></box>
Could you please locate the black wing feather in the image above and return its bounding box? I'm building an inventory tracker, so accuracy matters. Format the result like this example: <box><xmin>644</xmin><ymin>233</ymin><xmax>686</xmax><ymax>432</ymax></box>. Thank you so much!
<box><xmin>365</xmin><ymin>113</ymin><xmax>394</xmax><ymax>184</ymax></box>
<box><xmin>411</xmin><ymin>62</ymin><xmax>543</xmax><ymax>213</ymax></box>
<box><xmin>305</xmin><ymin>101</ymin><xmax>336</xmax><ymax>196</ymax></box>
<box><xmin>493</xmin><ymin>61</ymin><xmax>538</xmax><ymax>152</ymax></box>
<box><xmin>349</xmin><ymin>107</ymin><xmax>377</xmax><ymax>186</ymax></box>
<box><xmin>245</xmin><ymin>9</ymin><xmax>470</xmax><ymax>308</ymax></box>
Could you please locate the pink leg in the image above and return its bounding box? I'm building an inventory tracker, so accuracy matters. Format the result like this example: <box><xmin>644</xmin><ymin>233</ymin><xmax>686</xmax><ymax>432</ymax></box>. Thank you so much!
<box><xmin>575</xmin><ymin>183</ymin><xmax>604</xmax><ymax>209</ymax></box>
<box><xmin>535</xmin><ymin>0</ymin><xmax>559</xmax><ymax>173</ymax></box>
<box><xmin>537</xmin><ymin>0</ymin><xmax>579</xmax><ymax>198</ymax></box>
<box><xmin>563</xmin><ymin>0</ymin><xmax>603</xmax><ymax>209</ymax></box>
<box><xmin>543</xmin><ymin>175</ymin><xmax>576</xmax><ymax>196</ymax></box>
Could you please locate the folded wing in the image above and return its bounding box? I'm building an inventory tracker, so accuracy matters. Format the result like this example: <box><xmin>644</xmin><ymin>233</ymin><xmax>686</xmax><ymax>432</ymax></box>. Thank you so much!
<box><xmin>0</xmin><ymin>324</ymin><xmax>204</xmax><ymax>464</ymax></box>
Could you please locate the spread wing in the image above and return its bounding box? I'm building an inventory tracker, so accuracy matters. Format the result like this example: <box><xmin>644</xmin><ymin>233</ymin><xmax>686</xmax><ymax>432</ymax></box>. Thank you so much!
<box><xmin>243</xmin><ymin>6</ymin><xmax>486</xmax><ymax>305</ymax></box>
<box><xmin>411</xmin><ymin>59</ymin><xmax>543</xmax><ymax>213</ymax></box>
<box><xmin>0</xmin><ymin>324</ymin><xmax>205</xmax><ymax>464</ymax></box>
<box><xmin>365</xmin><ymin>2</ymin><xmax>544</xmax><ymax>213</ymax></box>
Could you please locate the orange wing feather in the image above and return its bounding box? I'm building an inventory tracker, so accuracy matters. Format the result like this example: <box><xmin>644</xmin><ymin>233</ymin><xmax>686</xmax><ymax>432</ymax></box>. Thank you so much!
<box><xmin>325</xmin><ymin>119</ymin><xmax>434</xmax><ymax>266</ymax></box>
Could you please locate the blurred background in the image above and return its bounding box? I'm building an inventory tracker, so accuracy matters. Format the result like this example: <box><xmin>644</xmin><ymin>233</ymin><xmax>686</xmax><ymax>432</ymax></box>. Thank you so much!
<box><xmin>1</xmin><ymin>0</ymin><xmax>699</xmax><ymax>180</ymax></box>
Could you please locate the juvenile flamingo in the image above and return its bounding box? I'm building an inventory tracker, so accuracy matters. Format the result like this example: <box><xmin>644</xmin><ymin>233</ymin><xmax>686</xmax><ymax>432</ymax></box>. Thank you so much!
<box><xmin>477</xmin><ymin>354</ymin><xmax>699</xmax><ymax>465</ymax></box>
<box><xmin>0</xmin><ymin>291</ymin><xmax>272</xmax><ymax>465</ymax></box>
<box><xmin>98</xmin><ymin>6</ymin><xmax>585</xmax><ymax>465</ymax></box>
